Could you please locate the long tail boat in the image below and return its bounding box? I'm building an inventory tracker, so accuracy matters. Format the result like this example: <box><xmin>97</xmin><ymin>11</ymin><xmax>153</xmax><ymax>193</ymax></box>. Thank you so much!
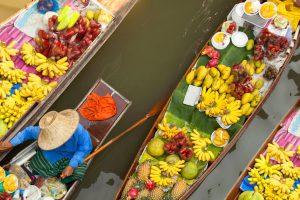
<box><xmin>0</xmin><ymin>0</ymin><xmax>137</xmax><ymax>160</ymax></box>
<box><xmin>115</xmin><ymin>1</ymin><xmax>300</xmax><ymax>199</ymax></box>
<box><xmin>225</xmin><ymin>99</ymin><xmax>300</xmax><ymax>200</ymax></box>
<box><xmin>3</xmin><ymin>79</ymin><xmax>131</xmax><ymax>199</ymax></box>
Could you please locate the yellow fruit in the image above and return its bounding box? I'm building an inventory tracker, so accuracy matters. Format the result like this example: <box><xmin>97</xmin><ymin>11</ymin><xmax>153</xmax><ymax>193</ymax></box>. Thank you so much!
<box><xmin>221</xmin><ymin>67</ymin><xmax>231</xmax><ymax>80</ymax></box>
<box><xmin>186</xmin><ymin>70</ymin><xmax>196</xmax><ymax>85</ymax></box>
<box><xmin>211</xmin><ymin>78</ymin><xmax>222</xmax><ymax>91</ymax></box>
<box><xmin>245</xmin><ymin>107</ymin><xmax>254</xmax><ymax>116</ymax></box>
<box><xmin>241</xmin><ymin>103</ymin><xmax>251</xmax><ymax>115</ymax></box>
<box><xmin>93</xmin><ymin>10</ymin><xmax>101</xmax><ymax>21</ymax></box>
<box><xmin>246</xmin><ymin>39</ymin><xmax>254</xmax><ymax>51</ymax></box>
<box><xmin>256</xmin><ymin>63</ymin><xmax>266</xmax><ymax>74</ymax></box>
<box><xmin>209</xmin><ymin>67</ymin><xmax>220</xmax><ymax>78</ymax></box>
<box><xmin>86</xmin><ymin>10</ymin><xmax>94</xmax><ymax>20</ymax></box>
<box><xmin>255</xmin><ymin>79</ymin><xmax>264</xmax><ymax>90</ymax></box>
<box><xmin>241</xmin><ymin>60</ymin><xmax>248</xmax><ymax>67</ymax></box>
<box><xmin>193</xmin><ymin>80</ymin><xmax>202</xmax><ymax>87</ymax></box>
<box><xmin>241</xmin><ymin>93</ymin><xmax>253</xmax><ymax>105</ymax></box>
<box><xmin>203</xmin><ymin>74</ymin><xmax>213</xmax><ymax>88</ymax></box>
<box><xmin>251</xmin><ymin>95</ymin><xmax>262</xmax><ymax>107</ymax></box>
<box><xmin>252</xmin><ymin>89</ymin><xmax>260</xmax><ymax>97</ymax></box>
<box><xmin>217</xmin><ymin>64</ymin><xmax>226</xmax><ymax>71</ymax></box>
<box><xmin>225</xmin><ymin>75</ymin><xmax>234</xmax><ymax>84</ymax></box>
<box><xmin>196</xmin><ymin>66</ymin><xmax>208</xmax><ymax>80</ymax></box>
<box><xmin>219</xmin><ymin>84</ymin><xmax>228</xmax><ymax>94</ymax></box>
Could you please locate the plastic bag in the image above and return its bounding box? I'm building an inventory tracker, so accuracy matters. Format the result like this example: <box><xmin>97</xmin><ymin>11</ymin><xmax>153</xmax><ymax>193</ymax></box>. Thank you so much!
<box><xmin>40</xmin><ymin>178</ymin><xmax>67</xmax><ymax>200</ymax></box>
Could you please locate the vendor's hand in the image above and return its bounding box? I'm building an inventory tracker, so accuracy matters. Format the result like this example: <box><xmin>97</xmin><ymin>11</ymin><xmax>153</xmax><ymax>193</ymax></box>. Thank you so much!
<box><xmin>61</xmin><ymin>166</ymin><xmax>74</xmax><ymax>179</ymax></box>
<box><xmin>0</xmin><ymin>141</ymin><xmax>13</xmax><ymax>151</ymax></box>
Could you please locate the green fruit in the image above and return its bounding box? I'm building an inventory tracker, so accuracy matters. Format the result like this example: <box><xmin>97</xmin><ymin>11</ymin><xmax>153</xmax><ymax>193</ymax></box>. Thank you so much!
<box><xmin>238</xmin><ymin>191</ymin><xmax>264</xmax><ymax>200</ymax></box>
<box><xmin>165</xmin><ymin>154</ymin><xmax>180</xmax><ymax>164</ymax></box>
<box><xmin>181</xmin><ymin>161</ymin><xmax>198</xmax><ymax>179</ymax></box>
<box><xmin>139</xmin><ymin>151</ymin><xmax>154</xmax><ymax>163</ymax></box>
<box><xmin>58</xmin><ymin>6</ymin><xmax>71</xmax><ymax>22</ymax></box>
<box><xmin>68</xmin><ymin>11</ymin><xmax>80</xmax><ymax>28</ymax></box>
<box><xmin>254</xmin><ymin>79</ymin><xmax>264</xmax><ymax>90</ymax></box>
<box><xmin>0</xmin><ymin>120</ymin><xmax>8</xmax><ymax>138</ymax></box>
<box><xmin>254</xmin><ymin>60</ymin><xmax>262</xmax><ymax>68</ymax></box>
<box><xmin>147</xmin><ymin>138</ymin><xmax>165</xmax><ymax>157</ymax></box>
<box><xmin>246</xmin><ymin>39</ymin><xmax>254</xmax><ymax>51</ymax></box>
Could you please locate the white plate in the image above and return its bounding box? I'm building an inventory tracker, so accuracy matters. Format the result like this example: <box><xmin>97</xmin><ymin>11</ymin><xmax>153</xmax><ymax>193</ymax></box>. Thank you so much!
<box><xmin>211</xmin><ymin>131</ymin><xmax>229</xmax><ymax>148</ymax></box>
<box><xmin>243</xmin><ymin>0</ymin><xmax>261</xmax><ymax>16</ymax></box>
<box><xmin>211</xmin><ymin>32</ymin><xmax>230</xmax><ymax>50</ymax></box>
<box><xmin>231</xmin><ymin>31</ymin><xmax>249</xmax><ymax>48</ymax></box>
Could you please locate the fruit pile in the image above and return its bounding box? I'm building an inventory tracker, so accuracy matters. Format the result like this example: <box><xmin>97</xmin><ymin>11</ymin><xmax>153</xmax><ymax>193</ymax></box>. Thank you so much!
<box><xmin>121</xmin><ymin>117</ymin><xmax>225</xmax><ymax>200</ymax></box>
<box><xmin>240</xmin><ymin>142</ymin><xmax>300</xmax><ymax>199</ymax></box>
<box><xmin>184</xmin><ymin>45</ymin><xmax>273</xmax><ymax>126</ymax></box>
<box><xmin>254</xmin><ymin>28</ymin><xmax>289</xmax><ymax>61</ymax></box>
<box><xmin>35</xmin><ymin>8</ymin><xmax>102</xmax><ymax>62</ymax></box>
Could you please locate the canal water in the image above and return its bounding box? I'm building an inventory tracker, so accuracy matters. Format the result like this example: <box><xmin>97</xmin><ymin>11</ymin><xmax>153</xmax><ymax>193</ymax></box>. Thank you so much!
<box><xmin>1</xmin><ymin>0</ymin><xmax>300</xmax><ymax>199</ymax></box>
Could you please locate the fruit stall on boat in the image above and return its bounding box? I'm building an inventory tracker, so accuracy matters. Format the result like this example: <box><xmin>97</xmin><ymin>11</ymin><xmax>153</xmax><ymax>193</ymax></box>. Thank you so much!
<box><xmin>0</xmin><ymin>79</ymin><xmax>131</xmax><ymax>199</ymax></box>
<box><xmin>225</xmin><ymin>99</ymin><xmax>300</xmax><ymax>200</ymax></box>
<box><xmin>0</xmin><ymin>0</ymin><xmax>137</xmax><ymax>159</ymax></box>
<box><xmin>115</xmin><ymin>1</ymin><xmax>300</xmax><ymax>200</ymax></box>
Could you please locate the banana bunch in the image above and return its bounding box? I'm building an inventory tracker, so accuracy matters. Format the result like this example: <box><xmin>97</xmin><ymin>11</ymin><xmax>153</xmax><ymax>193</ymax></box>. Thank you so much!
<box><xmin>266</xmin><ymin>142</ymin><xmax>295</xmax><ymax>163</ymax></box>
<box><xmin>196</xmin><ymin>87</ymin><xmax>215</xmax><ymax>111</ymax></box>
<box><xmin>0</xmin><ymin>80</ymin><xmax>12</xmax><ymax>99</ymax></box>
<box><xmin>248</xmin><ymin>168</ymin><xmax>266</xmax><ymax>191</ymax></box>
<box><xmin>0</xmin><ymin>61</ymin><xmax>26</xmax><ymax>84</ymax></box>
<box><xmin>36</xmin><ymin>57</ymin><xmax>69</xmax><ymax>78</ymax></box>
<box><xmin>281</xmin><ymin>161</ymin><xmax>300</xmax><ymax>180</ymax></box>
<box><xmin>21</xmin><ymin>43</ymin><xmax>47</xmax><ymax>66</ymax></box>
<box><xmin>0</xmin><ymin>41</ymin><xmax>19</xmax><ymax>61</ymax></box>
<box><xmin>150</xmin><ymin>166</ymin><xmax>175</xmax><ymax>187</ymax></box>
<box><xmin>157</xmin><ymin>118</ymin><xmax>181</xmax><ymax>139</ymax></box>
<box><xmin>19</xmin><ymin>74</ymin><xmax>57</xmax><ymax>101</ymax></box>
<box><xmin>193</xmin><ymin>143</ymin><xmax>215</xmax><ymax>162</ymax></box>
<box><xmin>158</xmin><ymin>160</ymin><xmax>185</xmax><ymax>176</ymax></box>
<box><xmin>205</xmin><ymin>92</ymin><xmax>227</xmax><ymax>117</ymax></box>
<box><xmin>0</xmin><ymin>94</ymin><xmax>34</xmax><ymax>128</ymax></box>
<box><xmin>264</xmin><ymin>186</ymin><xmax>289</xmax><ymax>200</ymax></box>
<box><xmin>221</xmin><ymin>100</ymin><xmax>242</xmax><ymax>125</ymax></box>
<box><xmin>254</xmin><ymin>154</ymin><xmax>282</xmax><ymax>177</ymax></box>
<box><xmin>288</xmin><ymin>191</ymin><xmax>300</xmax><ymax>200</ymax></box>
<box><xmin>190</xmin><ymin>129</ymin><xmax>212</xmax><ymax>146</ymax></box>
<box><xmin>267</xmin><ymin>175</ymin><xmax>294</xmax><ymax>195</ymax></box>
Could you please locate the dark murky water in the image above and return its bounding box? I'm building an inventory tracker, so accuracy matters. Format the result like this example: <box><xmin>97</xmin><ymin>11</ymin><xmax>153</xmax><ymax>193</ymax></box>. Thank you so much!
<box><xmin>1</xmin><ymin>0</ymin><xmax>300</xmax><ymax>199</ymax></box>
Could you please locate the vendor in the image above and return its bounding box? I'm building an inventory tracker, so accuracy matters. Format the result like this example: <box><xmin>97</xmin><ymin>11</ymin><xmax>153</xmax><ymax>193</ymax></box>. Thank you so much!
<box><xmin>0</xmin><ymin>109</ymin><xmax>92</xmax><ymax>184</ymax></box>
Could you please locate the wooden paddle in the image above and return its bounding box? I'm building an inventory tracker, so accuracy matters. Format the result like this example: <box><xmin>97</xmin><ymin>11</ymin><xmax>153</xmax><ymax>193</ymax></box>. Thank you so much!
<box><xmin>84</xmin><ymin>97</ymin><xmax>169</xmax><ymax>162</ymax></box>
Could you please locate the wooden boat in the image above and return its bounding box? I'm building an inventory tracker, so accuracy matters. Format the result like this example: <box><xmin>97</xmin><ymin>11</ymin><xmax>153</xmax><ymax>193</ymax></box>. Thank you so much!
<box><xmin>0</xmin><ymin>0</ymin><xmax>138</xmax><ymax>160</ymax></box>
<box><xmin>4</xmin><ymin>79</ymin><xmax>131</xmax><ymax>199</ymax></box>
<box><xmin>115</xmin><ymin>3</ymin><xmax>300</xmax><ymax>200</ymax></box>
<box><xmin>225</xmin><ymin>99</ymin><xmax>300</xmax><ymax>200</ymax></box>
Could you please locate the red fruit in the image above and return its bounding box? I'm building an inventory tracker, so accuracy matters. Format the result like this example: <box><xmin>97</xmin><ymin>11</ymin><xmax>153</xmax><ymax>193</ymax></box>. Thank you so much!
<box><xmin>207</xmin><ymin>58</ymin><xmax>218</xmax><ymax>68</ymax></box>
<box><xmin>201</xmin><ymin>46</ymin><xmax>214</xmax><ymax>56</ymax></box>
<box><xmin>210</xmin><ymin>50</ymin><xmax>220</xmax><ymax>59</ymax></box>
<box><xmin>178</xmin><ymin>147</ymin><xmax>193</xmax><ymax>160</ymax></box>
<box><xmin>128</xmin><ymin>188</ymin><xmax>138</xmax><ymax>199</ymax></box>
<box><xmin>164</xmin><ymin>142</ymin><xmax>178</xmax><ymax>154</ymax></box>
<box><xmin>90</xmin><ymin>20</ymin><xmax>101</xmax><ymax>29</ymax></box>
<box><xmin>145</xmin><ymin>180</ymin><xmax>155</xmax><ymax>191</ymax></box>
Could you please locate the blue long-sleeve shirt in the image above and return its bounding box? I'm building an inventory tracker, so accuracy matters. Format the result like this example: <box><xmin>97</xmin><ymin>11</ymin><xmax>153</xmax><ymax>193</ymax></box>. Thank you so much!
<box><xmin>10</xmin><ymin>124</ymin><xmax>92</xmax><ymax>168</ymax></box>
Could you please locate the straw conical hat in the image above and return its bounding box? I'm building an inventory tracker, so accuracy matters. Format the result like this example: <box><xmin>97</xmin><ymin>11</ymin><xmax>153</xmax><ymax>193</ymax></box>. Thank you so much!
<box><xmin>38</xmin><ymin>109</ymin><xmax>79</xmax><ymax>150</ymax></box>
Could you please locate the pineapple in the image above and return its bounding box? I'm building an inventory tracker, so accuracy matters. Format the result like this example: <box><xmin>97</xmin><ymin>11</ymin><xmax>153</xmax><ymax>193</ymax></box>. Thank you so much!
<box><xmin>121</xmin><ymin>178</ymin><xmax>137</xmax><ymax>199</ymax></box>
<box><xmin>171</xmin><ymin>180</ymin><xmax>188</xmax><ymax>199</ymax></box>
<box><xmin>137</xmin><ymin>189</ymin><xmax>150</xmax><ymax>199</ymax></box>
<box><xmin>149</xmin><ymin>187</ymin><xmax>164</xmax><ymax>200</ymax></box>
<box><xmin>137</xmin><ymin>162</ymin><xmax>151</xmax><ymax>181</ymax></box>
